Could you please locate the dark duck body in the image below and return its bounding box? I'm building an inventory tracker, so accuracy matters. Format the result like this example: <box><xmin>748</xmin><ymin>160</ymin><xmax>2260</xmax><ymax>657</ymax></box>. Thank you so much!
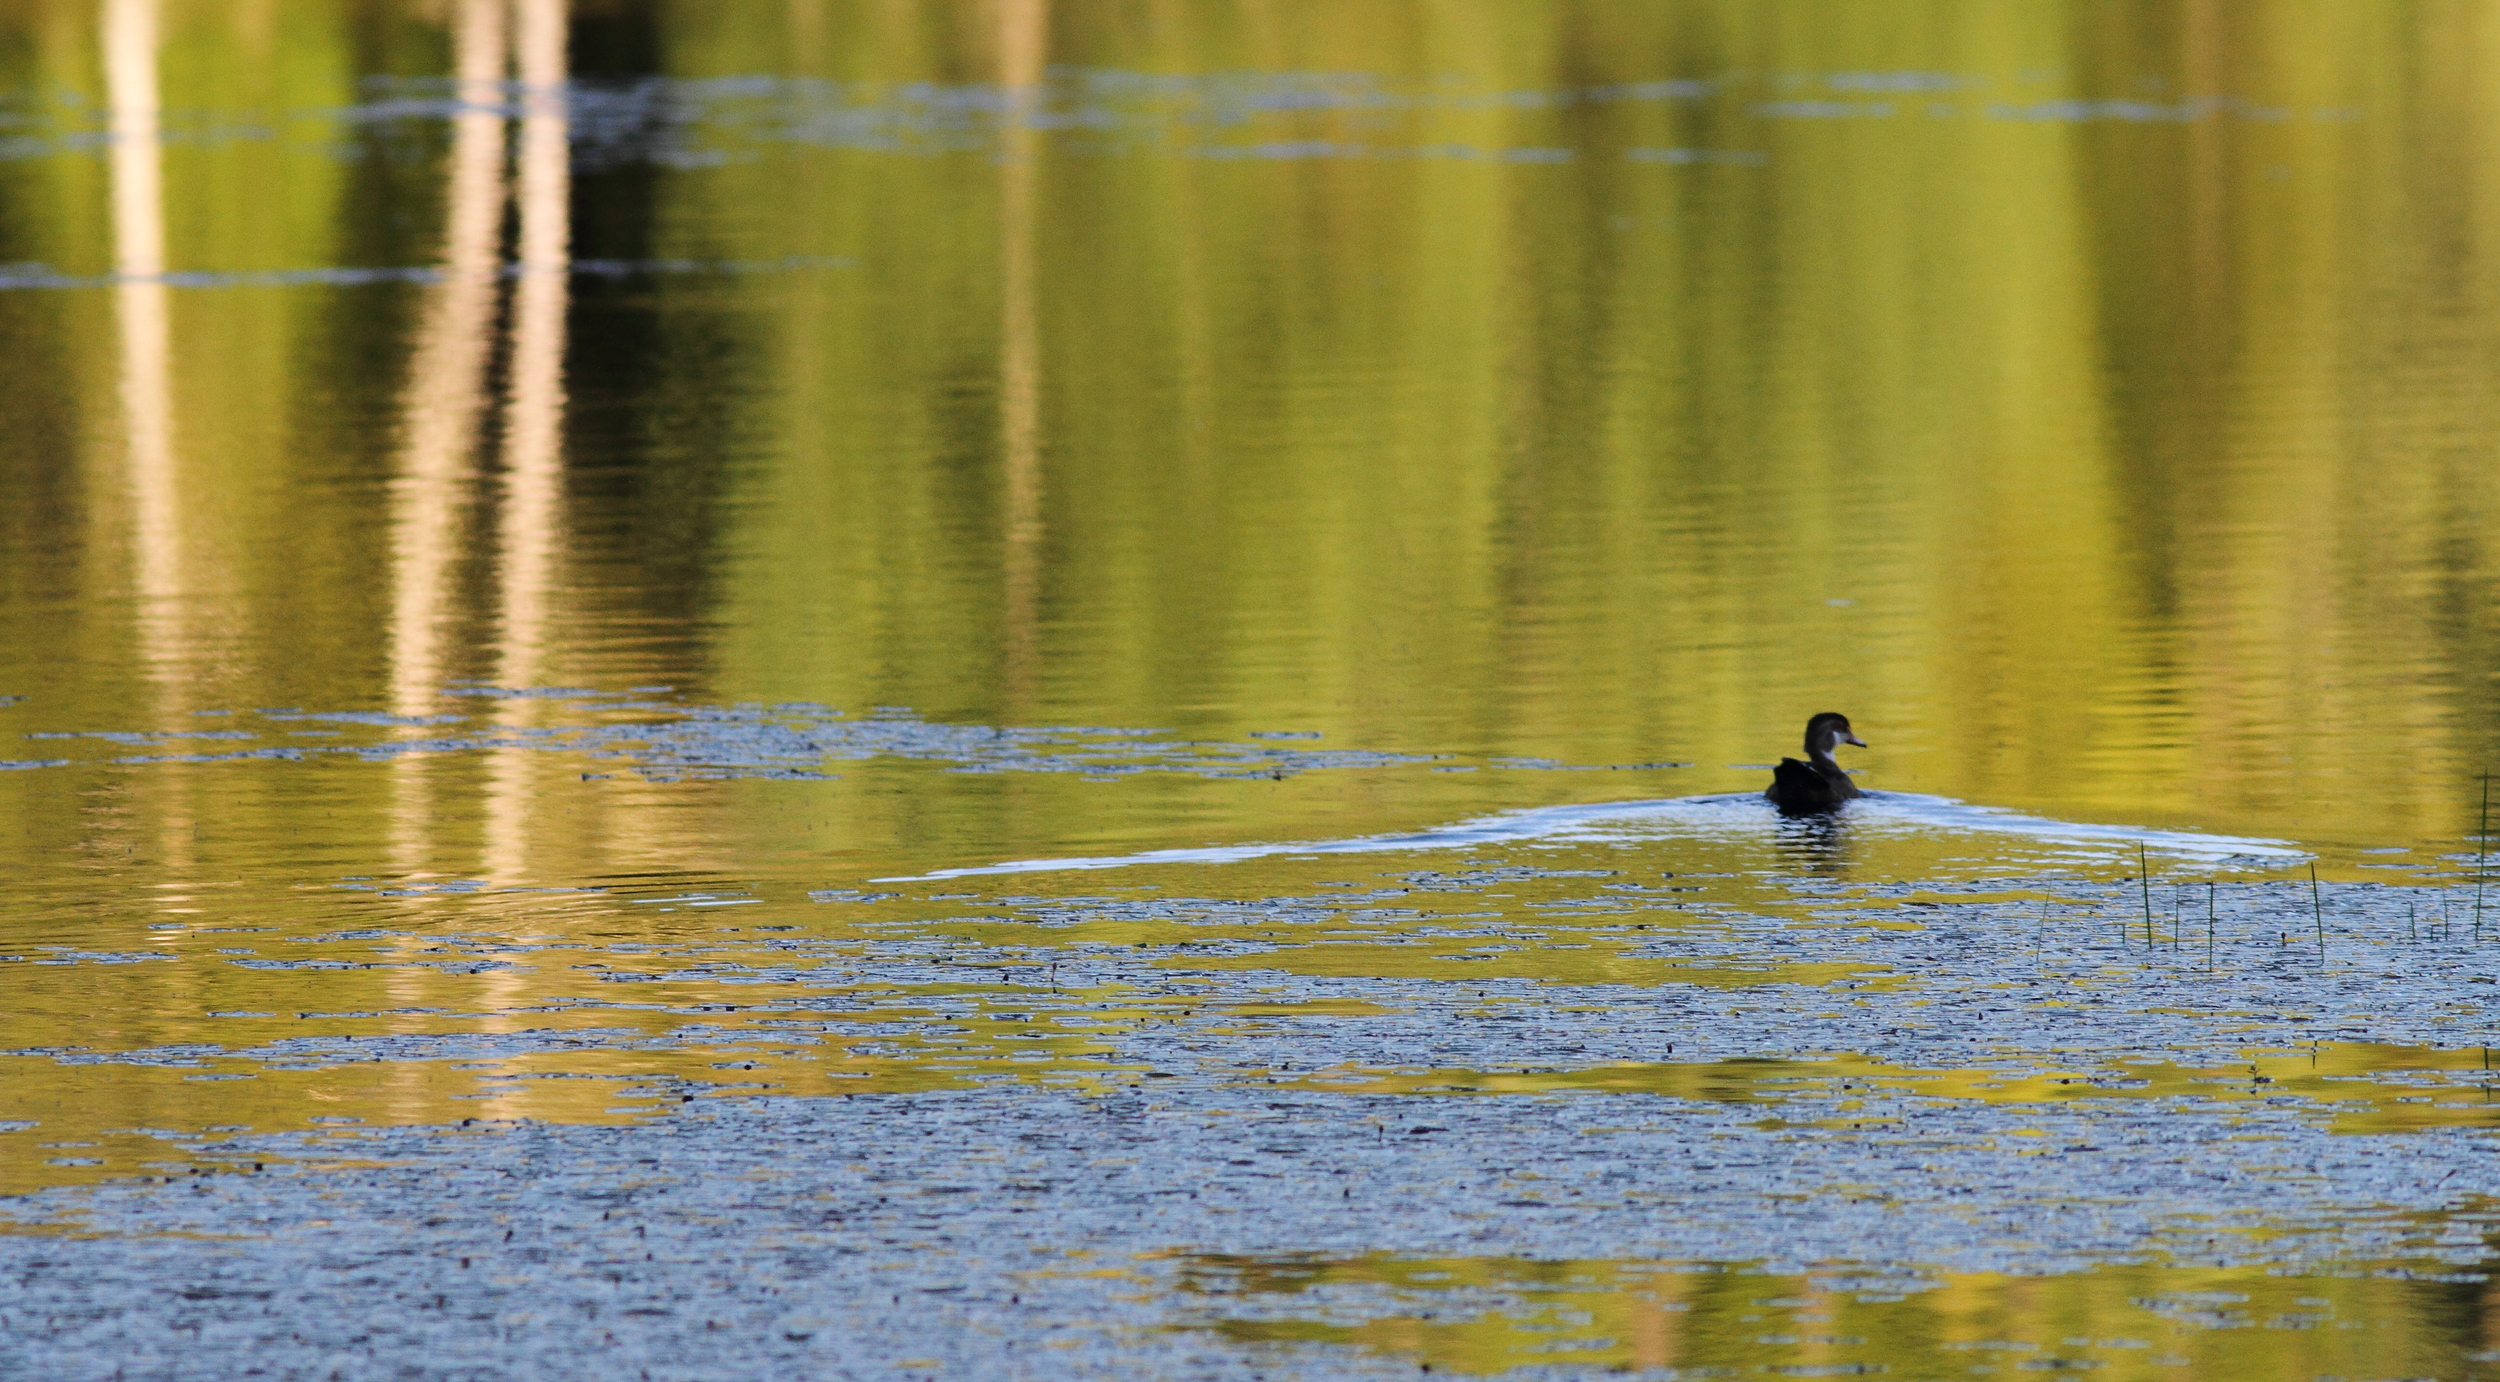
<box><xmin>1765</xmin><ymin>712</ymin><xmax>1866</xmax><ymax>813</ymax></box>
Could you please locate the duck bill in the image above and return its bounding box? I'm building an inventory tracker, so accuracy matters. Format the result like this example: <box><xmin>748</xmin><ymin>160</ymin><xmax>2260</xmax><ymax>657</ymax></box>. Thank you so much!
<box><xmin>1841</xmin><ymin>732</ymin><xmax>1868</xmax><ymax>748</ymax></box>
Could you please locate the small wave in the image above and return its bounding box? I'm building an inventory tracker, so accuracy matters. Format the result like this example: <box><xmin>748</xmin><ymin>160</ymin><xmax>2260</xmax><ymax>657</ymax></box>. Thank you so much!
<box><xmin>875</xmin><ymin>790</ymin><xmax>2303</xmax><ymax>881</ymax></box>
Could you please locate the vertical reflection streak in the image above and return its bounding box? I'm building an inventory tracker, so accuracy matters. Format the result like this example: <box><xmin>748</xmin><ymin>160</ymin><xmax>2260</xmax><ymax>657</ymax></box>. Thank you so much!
<box><xmin>390</xmin><ymin>0</ymin><xmax>509</xmax><ymax>721</ymax></box>
<box><xmin>498</xmin><ymin>0</ymin><xmax>571</xmax><ymax>692</ymax></box>
<box><xmin>104</xmin><ymin>0</ymin><xmax>193</xmax><ymax>889</ymax></box>
<box><xmin>996</xmin><ymin>0</ymin><xmax>1046</xmax><ymax>710</ymax></box>
<box><xmin>485</xmin><ymin>0</ymin><xmax>570</xmax><ymax>885</ymax></box>
<box><xmin>388</xmin><ymin>0</ymin><xmax>510</xmax><ymax>881</ymax></box>
<box><xmin>105</xmin><ymin>0</ymin><xmax>178</xmax><ymax>667</ymax></box>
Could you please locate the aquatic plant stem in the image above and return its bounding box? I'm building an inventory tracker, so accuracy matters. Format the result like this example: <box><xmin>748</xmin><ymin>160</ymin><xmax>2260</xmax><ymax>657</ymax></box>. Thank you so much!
<box><xmin>2310</xmin><ymin>862</ymin><xmax>2326</xmax><ymax>968</ymax></box>
<box><xmin>2208</xmin><ymin>883</ymin><xmax>2216</xmax><ymax>973</ymax></box>
<box><xmin>2139</xmin><ymin>843</ymin><xmax>2154</xmax><ymax>952</ymax></box>
<box><xmin>2477</xmin><ymin>772</ymin><xmax>2490</xmax><ymax>943</ymax></box>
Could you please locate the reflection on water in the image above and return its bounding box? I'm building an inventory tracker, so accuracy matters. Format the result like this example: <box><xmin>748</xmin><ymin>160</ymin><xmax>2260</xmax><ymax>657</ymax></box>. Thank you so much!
<box><xmin>1184</xmin><ymin>1254</ymin><xmax>2500</xmax><ymax>1379</ymax></box>
<box><xmin>1769</xmin><ymin>807</ymin><xmax>1852</xmax><ymax>877</ymax></box>
<box><xmin>0</xmin><ymin>3</ymin><xmax>2492</xmax><ymax>852</ymax></box>
<box><xmin>3</xmin><ymin>4</ymin><xmax>2500</xmax><ymax>1379</ymax></box>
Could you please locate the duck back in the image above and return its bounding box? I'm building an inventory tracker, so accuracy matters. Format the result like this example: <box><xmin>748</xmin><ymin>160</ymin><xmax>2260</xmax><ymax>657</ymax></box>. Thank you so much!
<box><xmin>1766</xmin><ymin>756</ymin><xmax>1858</xmax><ymax>812</ymax></box>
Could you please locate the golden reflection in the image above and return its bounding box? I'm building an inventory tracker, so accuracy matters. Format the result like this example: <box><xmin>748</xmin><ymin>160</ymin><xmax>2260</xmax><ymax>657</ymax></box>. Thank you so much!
<box><xmin>1282</xmin><ymin>1043</ymin><xmax>2500</xmax><ymax>1135</ymax></box>
<box><xmin>377</xmin><ymin>0</ymin><xmax>515</xmax><ymax>1106</ymax></box>
<box><xmin>711</xmin><ymin>6</ymin><xmax>2500</xmax><ymax>856</ymax></box>
<box><xmin>103</xmin><ymin>0</ymin><xmax>176</xmax><ymax>665</ymax></box>
<box><xmin>1182</xmin><ymin>1253</ymin><xmax>2488</xmax><ymax>1380</ymax></box>
<box><xmin>496</xmin><ymin>0</ymin><xmax>571</xmax><ymax>684</ymax></box>
<box><xmin>387</xmin><ymin>0</ymin><xmax>509</xmax><ymax>906</ymax></box>
<box><xmin>100</xmin><ymin>0</ymin><xmax>196</xmax><ymax>896</ymax></box>
<box><xmin>388</xmin><ymin>0</ymin><xmax>508</xmax><ymax>725</ymax></box>
<box><xmin>0</xmin><ymin>972</ymin><xmax>1147</xmax><ymax>1195</ymax></box>
<box><xmin>12</xmin><ymin>3</ymin><xmax>2500</xmax><ymax>882</ymax></box>
<box><xmin>484</xmin><ymin>0</ymin><xmax>570</xmax><ymax>886</ymax></box>
<box><xmin>995</xmin><ymin>0</ymin><xmax>1047</xmax><ymax>710</ymax></box>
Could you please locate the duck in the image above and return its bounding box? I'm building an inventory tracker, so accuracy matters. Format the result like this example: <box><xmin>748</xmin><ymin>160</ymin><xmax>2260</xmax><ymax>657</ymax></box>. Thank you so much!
<box><xmin>1765</xmin><ymin>712</ymin><xmax>1866</xmax><ymax>813</ymax></box>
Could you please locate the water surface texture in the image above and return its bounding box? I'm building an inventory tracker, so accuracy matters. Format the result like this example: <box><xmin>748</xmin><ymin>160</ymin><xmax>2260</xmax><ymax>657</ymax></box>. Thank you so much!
<box><xmin>4</xmin><ymin>4</ymin><xmax>2500</xmax><ymax>1379</ymax></box>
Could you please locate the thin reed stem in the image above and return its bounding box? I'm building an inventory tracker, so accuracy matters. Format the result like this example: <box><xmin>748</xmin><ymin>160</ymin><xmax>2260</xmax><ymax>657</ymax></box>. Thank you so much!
<box><xmin>2139</xmin><ymin>843</ymin><xmax>2155</xmax><ymax>952</ymax></box>
<box><xmin>2477</xmin><ymin>773</ymin><xmax>2490</xmax><ymax>943</ymax></box>
<box><xmin>2310</xmin><ymin>863</ymin><xmax>2325</xmax><ymax>969</ymax></box>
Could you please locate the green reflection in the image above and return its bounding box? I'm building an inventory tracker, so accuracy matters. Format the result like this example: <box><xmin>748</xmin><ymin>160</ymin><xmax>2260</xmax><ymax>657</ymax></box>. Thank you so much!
<box><xmin>1176</xmin><ymin>1253</ymin><xmax>2500</xmax><ymax>1379</ymax></box>
<box><xmin>0</xmin><ymin>2</ymin><xmax>2491</xmax><ymax>880</ymax></box>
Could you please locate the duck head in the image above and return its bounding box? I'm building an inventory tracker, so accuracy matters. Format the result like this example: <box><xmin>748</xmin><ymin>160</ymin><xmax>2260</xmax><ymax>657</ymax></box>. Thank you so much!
<box><xmin>1804</xmin><ymin>712</ymin><xmax>1866</xmax><ymax>762</ymax></box>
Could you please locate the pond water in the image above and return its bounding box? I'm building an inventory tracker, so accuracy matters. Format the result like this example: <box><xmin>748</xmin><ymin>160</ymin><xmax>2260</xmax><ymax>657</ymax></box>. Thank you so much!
<box><xmin>3</xmin><ymin>3</ymin><xmax>2500</xmax><ymax>1379</ymax></box>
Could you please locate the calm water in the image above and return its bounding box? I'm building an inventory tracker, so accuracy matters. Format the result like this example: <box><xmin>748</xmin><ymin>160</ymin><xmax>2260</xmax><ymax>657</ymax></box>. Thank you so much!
<box><xmin>5</xmin><ymin>4</ymin><xmax>2500</xmax><ymax>1378</ymax></box>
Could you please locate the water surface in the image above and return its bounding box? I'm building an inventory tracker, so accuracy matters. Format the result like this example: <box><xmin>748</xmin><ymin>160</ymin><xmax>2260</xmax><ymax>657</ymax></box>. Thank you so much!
<box><xmin>3</xmin><ymin>4</ymin><xmax>2499</xmax><ymax>1379</ymax></box>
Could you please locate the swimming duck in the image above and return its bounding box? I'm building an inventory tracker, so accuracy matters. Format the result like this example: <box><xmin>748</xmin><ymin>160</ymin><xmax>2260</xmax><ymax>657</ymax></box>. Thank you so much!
<box><xmin>1765</xmin><ymin>712</ymin><xmax>1866</xmax><ymax>813</ymax></box>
